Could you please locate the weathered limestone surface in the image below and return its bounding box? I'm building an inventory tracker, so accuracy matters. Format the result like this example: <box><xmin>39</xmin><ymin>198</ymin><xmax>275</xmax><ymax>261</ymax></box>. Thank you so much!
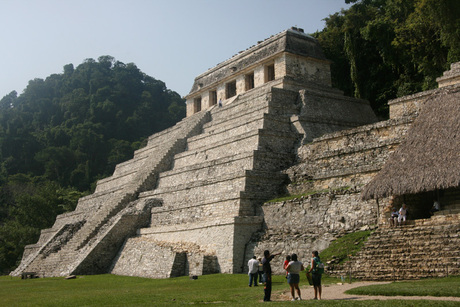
<box><xmin>17</xmin><ymin>29</ymin><xmax>457</xmax><ymax>281</ymax></box>
<box><xmin>187</xmin><ymin>29</ymin><xmax>330</xmax><ymax>100</ymax></box>
<box><xmin>256</xmin><ymin>62</ymin><xmax>460</xmax><ymax>281</ymax></box>
<box><xmin>110</xmin><ymin>237</ymin><xmax>218</xmax><ymax>278</ymax></box>
<box><xmin>287</xmin><ymin>117</ymin><xmax>414</xmax><ymax>194</ymax></box>
<box><xmin>12</xmin><ymin>110</ymin><xmax>211</xmax><ymax>277</ymax></box>
<box><xmin>291</xmin><ymin>88</ymin><xmax>377</xmax><ymax>143</ymax></box>
<box><xmin>113</xmin><ymin>85</ymin><xmax>300</xmax><ymax>275</ymax></box>
<box><xmin>437</xmin><ymin>62</ymin><xmax>460</xmax><ymax>88</ymax></box>
<box><xmin>245</xmin><ymin>114</ymin><xmax>414</xmax><ymax>272</ymax></box>
<box><xmin>247</xmin><ymin>188</ymin><xmax>378</xmax><ymax>275</ymax></box>
<box><xmin>328</xmin><ymin>214</ymin><xmax>460</xmax><ymax>280</ymax></box>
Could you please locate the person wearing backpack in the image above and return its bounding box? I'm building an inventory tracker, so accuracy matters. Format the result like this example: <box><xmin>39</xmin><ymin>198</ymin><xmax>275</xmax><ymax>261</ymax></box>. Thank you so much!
<box><xmin>308</xmin><ymin>251</ymin><xmax>323</xmax><ymax>300</ymax></box>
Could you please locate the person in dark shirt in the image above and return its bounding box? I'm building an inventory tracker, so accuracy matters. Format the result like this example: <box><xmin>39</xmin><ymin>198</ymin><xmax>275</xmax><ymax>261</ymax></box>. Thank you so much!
<box><xmin>262</xmin><ymin>250</ymin><xmax>281</xmax><ymax>302</ymax></box>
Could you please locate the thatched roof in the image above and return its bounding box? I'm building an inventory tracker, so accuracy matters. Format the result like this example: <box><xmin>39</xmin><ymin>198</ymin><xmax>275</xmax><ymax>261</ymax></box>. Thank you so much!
<box><xmin>362</xmin><ymin>87</ymin><xmax>460</xmax><ymax>200</ymax></box>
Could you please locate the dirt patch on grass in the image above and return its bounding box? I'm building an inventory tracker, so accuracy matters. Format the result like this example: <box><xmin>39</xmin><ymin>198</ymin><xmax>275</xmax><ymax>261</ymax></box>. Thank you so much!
<box><xmin>273</xmin><ymin>281</ymin><xmax>460</xmax><ymax>302</ymax></box>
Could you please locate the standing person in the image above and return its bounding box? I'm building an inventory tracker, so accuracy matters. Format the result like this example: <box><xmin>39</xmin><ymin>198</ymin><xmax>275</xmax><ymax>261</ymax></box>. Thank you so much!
<box><xmin>258</xmin><ymin>258</ymin><xmax>263</xmax><ymax>284</ymax></box>
<box><xmin>308</xmin><ymin>251</ymin><xmax>323</xmax><ymax>300</ymax></box>
<box><xmin>262</xmin><ymin>250</ymin><xmax>281</xmax><ymax>302</ymax></box>
<box><xmin>247</xmin><ymin>256</ymin><xmax>259</xmax><ymax>287</ymax></box>
<box><xmin>285</xmin><ymin>253</ymin><xmax>304</xmax><ymax>301</ymax></box>
<box><xmin>283</xmin><ymin>255</ymin><xmax>291</xmax><ymax>278</ymax></box>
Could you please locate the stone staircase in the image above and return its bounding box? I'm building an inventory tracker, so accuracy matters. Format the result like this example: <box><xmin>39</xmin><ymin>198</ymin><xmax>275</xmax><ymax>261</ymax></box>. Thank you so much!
<box><xmin>141</xmin><ymin>86</ymin><xmax>299</xmax><ymax>220</ymax></box>
<box><xmin>341</xmin><ymin>214</ymin><xmax>460</xmax><ymax>280</ymax></box>
<box><xmin>12</xmin><ymin>110</ymin><xmax>210</xmax><ymax>277</ymax></box>
<box><xmin>113</xmin><ymin>86</ymin><xmax>301</xmax><ymax>276</ymax></box>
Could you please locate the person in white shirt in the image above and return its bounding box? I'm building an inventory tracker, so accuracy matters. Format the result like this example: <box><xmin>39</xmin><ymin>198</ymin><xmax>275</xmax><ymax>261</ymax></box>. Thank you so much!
<box><xmin>430</xmin><ymin>201</ymin><xmax>441</xmax><ymax>215</ymax></box>
<box><xmin>398</xmin><ymin>204</ymin><xmax>408</xmax><ymax>226</ymax></box>
<box><xmin>247</xmin><ymin>256</ymin><xmax>259</xmax><ymax>287</ymax></box>
<box><xmin>285</xmin><ymin>253</ymin><xmax>304</xmax><ymax>301</ymax></box>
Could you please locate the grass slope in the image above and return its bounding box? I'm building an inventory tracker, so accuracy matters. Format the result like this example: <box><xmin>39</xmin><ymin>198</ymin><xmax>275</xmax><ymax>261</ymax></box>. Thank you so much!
<box><xmin>320</xmin><ymin>230</ymin><xmax>373</xmax><ymax>265</ymax></box>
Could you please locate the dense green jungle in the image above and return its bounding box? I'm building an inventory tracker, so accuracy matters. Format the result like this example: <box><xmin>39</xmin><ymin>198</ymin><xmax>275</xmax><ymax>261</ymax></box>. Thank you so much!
<box><xmin>1</xmin><ymin>0</ymin><xmax>459</xmax><ymax>273</ymax></box>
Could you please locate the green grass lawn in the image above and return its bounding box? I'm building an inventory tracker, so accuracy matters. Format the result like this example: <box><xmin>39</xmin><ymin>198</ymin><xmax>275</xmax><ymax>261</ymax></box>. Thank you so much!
<box><xmin>346</xmin><ymin>275</ymin><xmax>460</xmax><ymax>297</ymax></box>
<box><xmin>1</xmin><ymin>274</ymin><xmax>459</xmax><ymax>306</ymax></box>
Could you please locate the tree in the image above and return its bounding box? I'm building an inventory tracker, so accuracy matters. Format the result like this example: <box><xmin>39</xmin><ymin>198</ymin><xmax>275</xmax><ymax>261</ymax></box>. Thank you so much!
<box><xmin>0</xmin><ymin>175</ymin><xmax>85</xmax><ymax>272</ymax></box>
<box><xmin>0</xmin><ymin>56</ymin><xmax>185</xmax><ymax>272</ymax></box>
<box><xmin>316</xmin><ymin>0</ymin><xmax>460</xmax><ymax>118</ymax></box>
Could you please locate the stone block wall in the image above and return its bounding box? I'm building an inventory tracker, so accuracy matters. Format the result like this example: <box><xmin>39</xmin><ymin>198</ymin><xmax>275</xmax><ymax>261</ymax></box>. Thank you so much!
<box><xmin>137</xmin><ymin>218</ymin><xmax>244</xmax><ymax>274</ymax></box>
<box><xmin>388</xmin><ymin>90</ymin><xmax>433</xmax><ymax>120</ymax></box>
<box><xmin>243</xmin><ymin>98</ymin><xmax>416</xmax><ymax>273</ymax></box>
<box><xmin>291</xmin><ymin>88</ymin><xmax>378</xmax><ymax>144</ymax></box>
<box><xmin>436</xmin><ymin>62</ymin><xmax>460</xmax><ymax>87</ymax></box>
<box><xmin>246</xmin><ymin>188</ymin><xmax>378</xmax><ymax>275</ymax></box>
<box><xmin>110</xmin><ymin>237</ymin><xmax>183</xmax><ymax>279</ymax></box>
<box><xmin>281</xmin><ymin>53</ymin><xmax>331</xmax><ymax>87</ymax></box>
<box><xmin>287</xmin><ymin>117</ymin><xmax>413</xmax><ymax>195</ymax></box>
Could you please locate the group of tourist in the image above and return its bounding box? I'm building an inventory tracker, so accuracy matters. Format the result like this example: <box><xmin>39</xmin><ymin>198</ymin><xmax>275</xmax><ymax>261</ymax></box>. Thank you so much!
<box><xmin>248</xmin><ymin>250</ymin><xmax>323</xmax><ymax>302</ymax></box>
<box><xmin>389</xmin><ymin>203</ymin><xmax>408</xmax><ymax>227</ymax></box>
<box><xmin>389</xmin><ymin>200</ymin><xmax>442</xmax><ymax>227</ymax></box>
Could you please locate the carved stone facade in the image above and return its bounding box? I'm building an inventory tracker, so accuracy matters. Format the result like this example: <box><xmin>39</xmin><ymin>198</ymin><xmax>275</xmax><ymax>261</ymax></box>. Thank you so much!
<box><xmin>12</xmin><ymin>29</ymin><xmax>458</xmax><ymax>280</ymax></box>
<box><xmin>185</xmin><ymin>28</ymin><xmax>332</xmax><ymax>117</ymax></box>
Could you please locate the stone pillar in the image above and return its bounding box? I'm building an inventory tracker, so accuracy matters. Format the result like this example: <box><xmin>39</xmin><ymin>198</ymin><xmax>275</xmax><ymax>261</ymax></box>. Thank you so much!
<box><xmin>217</xmin><ymin>84</ymin><xmax>226</xmax><ymax>102</ymax></box>
<box><xmin>186</xmin><ymin>99</ymin><xmax>194</xmax><ymax>117</ymax></box>
<box><xmin>201</xmin><ymin>92</ymin><xmax>211</xmax><ymax>110</ymax></box>
<box><xmin>275</xmin><ymin>54</ymin><xmax>286</xmax><ymax>80</ymax></box>
<box><xmin>254</xmin><ymin>65</ymin><xmax>265</xmax><ymax>88</ymax></box>
<box><xmin>236</xmin><ymin>75</ymin><xmax>246</xmax><ymax>95</ymax></box>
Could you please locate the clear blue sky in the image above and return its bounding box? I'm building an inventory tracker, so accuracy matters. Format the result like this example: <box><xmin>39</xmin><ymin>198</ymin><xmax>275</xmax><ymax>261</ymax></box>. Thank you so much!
<box><xmin>0</xmin><ymin>0</ymin><xmax>351</xmax><ymax>98</ymax></box>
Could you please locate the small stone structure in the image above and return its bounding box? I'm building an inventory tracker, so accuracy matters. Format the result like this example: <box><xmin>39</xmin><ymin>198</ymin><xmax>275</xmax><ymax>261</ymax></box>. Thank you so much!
<box><xmin>11</xmin><ymin>29</ymin><xmax>459</xmax><ymax>280</ymax></box>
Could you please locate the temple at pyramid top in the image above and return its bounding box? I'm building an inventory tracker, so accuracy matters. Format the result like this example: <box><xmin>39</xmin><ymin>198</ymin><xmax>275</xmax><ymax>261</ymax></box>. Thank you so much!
<box><xmin>185</xmin><ymin>27</ymin><xmax>332</xmax><ymax>117</ymax></box>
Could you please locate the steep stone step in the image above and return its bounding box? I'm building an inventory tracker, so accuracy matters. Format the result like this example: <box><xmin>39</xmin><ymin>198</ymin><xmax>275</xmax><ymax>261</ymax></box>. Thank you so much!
<box><xmin>340</xmin><ymin>217</ymin><xmax>460</xmax><ymax>280</ymax></box>
<box><xmin>174</xmin><ymin>130</ymin><xmax>260</xmax><ymax>168</ymax></box>
<box><xmin>149</xmin><ymin>198</ymin><xmax>243</xmax><ymax>225</ymax></box>
<box><xmin>209</xmin><ymin>87</ymin><xmax>272</xmax><ymax>122</ymax></box>
<box><xmin>187</xmin><ymin>117</ymin><xmax>264</xmax><ymax>150</ymax></box>
<box><xmin>435</xmin><ymin>208</ymin><xmax>460</xmax><ymax>215</ymax></box>
<box><xmin>257</xmin><ymin>129</ymin><xmax>299</xmax><ymax>153</ymax></box>
<box><xmin>157</xmin><ymin>154</ymin><xmax>254</xmax><ymax>189</ymax></box>
<box><xmin>203</xmin><ymin>101</ymin><xmax>293</xmax><ymax>138</ymax></box>
<box><xmin>160</xmin><ymin>150</ymin><xmax>293</xmax><ymax>190</ymax></box>
<box><xmin>144</xmin><ymin>171</ymin><xmax>247</xmax><ymax>207</ymax></box>
<box><xmin>94</xmin><ymin>114</ymin><xmax>209</xmax><ymax>194</ymax></box>
<box><xmin>111</xmin><ymin>155</ymin><xmax>148</xmax><ymax>177</ymax></box>
<box><xmin>203</xmin><ymin>101</ymin><xmax>269</xmax><ymax>132</ymax></box>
